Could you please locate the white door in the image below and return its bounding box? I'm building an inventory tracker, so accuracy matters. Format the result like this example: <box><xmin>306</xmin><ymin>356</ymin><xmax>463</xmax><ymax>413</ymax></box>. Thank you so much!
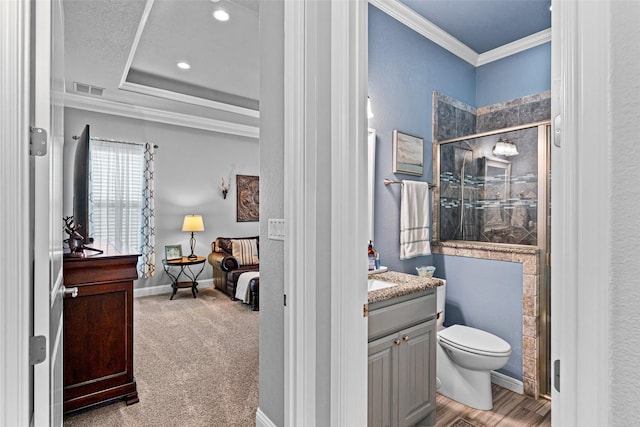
<box><xmin>32</xmin><ymin>0</ymin><xmax>66</xmax><ymax>425</ymax></box>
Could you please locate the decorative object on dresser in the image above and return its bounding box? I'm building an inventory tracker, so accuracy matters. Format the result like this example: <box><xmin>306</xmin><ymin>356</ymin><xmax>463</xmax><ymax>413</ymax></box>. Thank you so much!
<box><xmin>182</xmin><ymin>214</ymin><xmax>205</xmax><ymax>259</ymax></box>
<box><xmin>236</xmin><ymin>175</ymin><xmax>259</xmax><ymax>222</ymax></box>
<box><xmin>208</xmin><ymin>236</ymin><xmax>260</xmax><ymax>310</ymax></box>
<box><xmin>62</xmin><ymin>247</ymin><xmax>140</xmax><ymax>414</ymax></box>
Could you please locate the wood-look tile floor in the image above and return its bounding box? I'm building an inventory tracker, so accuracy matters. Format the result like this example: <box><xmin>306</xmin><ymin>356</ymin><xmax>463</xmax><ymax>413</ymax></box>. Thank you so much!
<box><xmin>434</xmin><ymin>384</ymin><xmax>551</xmax><ymax>427</ymax></box>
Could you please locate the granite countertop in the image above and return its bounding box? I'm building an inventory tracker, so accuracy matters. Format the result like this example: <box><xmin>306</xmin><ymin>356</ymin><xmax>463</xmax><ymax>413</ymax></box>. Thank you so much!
<box><xmin>367</xmin><ymin>271</ymin><xmax>443</xmax><ymax>304</ymax></box>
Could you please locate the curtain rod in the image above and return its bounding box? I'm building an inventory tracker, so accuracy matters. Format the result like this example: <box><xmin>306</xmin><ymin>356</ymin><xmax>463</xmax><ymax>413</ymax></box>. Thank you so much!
<box><xmin>72</xmin><ymin>135</ymin><xmax>159</xmax><ymax>149</ymax></box>
<box><xmin>384</xmin><ymin>179</ymin><xmax>436</xmax><ymax>189</ymax></box>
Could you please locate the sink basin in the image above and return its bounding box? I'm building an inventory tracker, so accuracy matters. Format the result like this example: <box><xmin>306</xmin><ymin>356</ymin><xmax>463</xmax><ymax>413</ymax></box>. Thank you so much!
<box><xmin>368</xmin><ymin>279</ymin><xmax>398</xmax><ymax>292</ymax></box>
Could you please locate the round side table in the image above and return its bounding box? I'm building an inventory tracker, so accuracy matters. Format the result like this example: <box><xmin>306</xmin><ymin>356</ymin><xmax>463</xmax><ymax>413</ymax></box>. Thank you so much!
<box><xmin>162</xmin><ymin>256</ymin><xmax>206</xmax><ymax>300</ymax></box>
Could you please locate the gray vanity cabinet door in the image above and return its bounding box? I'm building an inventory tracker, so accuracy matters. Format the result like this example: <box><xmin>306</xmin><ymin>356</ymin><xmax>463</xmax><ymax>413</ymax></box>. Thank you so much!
<box><xmin>397</xmin><ymin>319</ymin><xmax>436</xmax><ymax>427</ymax></box>
<box><xmin>368</xmin><ymin>334</ymin><xmax>399</xmax><ymax>427</ymax></box>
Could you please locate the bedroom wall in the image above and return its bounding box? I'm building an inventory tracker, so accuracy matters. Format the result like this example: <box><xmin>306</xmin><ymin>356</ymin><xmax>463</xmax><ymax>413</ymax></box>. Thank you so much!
<box><xmin>63</xmin><ymin>107</ymin><xmax>260</xmax><ymax>291</ymax></box>
<box><xmin>610</xmin><ymin>1</ymin><xmax>640</xmax><ymax>423</ymax></box>
<box><xmin>258</xmin><ymin>0</ymin><xmax>286</xmax><ymax>424</ymax></box>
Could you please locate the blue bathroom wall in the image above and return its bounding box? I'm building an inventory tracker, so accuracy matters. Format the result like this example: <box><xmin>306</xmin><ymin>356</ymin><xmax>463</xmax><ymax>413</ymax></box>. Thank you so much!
<box><xmin>368</xmin><ymin>4</ymin><xmax>475</xmax><ymax>274</ymax></box>
<box><xmin>476</xmin><ymin>42</ymin><xmax>551</xmax><ymax>106</ymax></box>
<box><xmin>432</xmin><ymin>254</ymin><xmax>524</xmax><ymax>380</ymax></box>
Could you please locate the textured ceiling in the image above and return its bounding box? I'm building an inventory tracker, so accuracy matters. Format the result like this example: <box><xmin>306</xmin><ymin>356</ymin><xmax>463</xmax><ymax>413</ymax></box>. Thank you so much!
<box><xmin>129</xmin><ymin>0</ymin><xmax>259</xmax><ymax>102</ymax></box>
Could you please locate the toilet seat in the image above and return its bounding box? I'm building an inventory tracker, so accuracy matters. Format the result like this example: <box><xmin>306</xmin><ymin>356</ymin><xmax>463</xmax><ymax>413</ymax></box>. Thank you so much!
<box><xmin>438</xmin><ymin>324</ymin><xmax>511</xmax><ymax>357</ymax></box>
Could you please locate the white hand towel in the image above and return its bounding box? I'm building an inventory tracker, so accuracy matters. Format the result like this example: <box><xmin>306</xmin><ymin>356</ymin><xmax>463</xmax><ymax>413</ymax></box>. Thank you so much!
<box><xmin>400</xmin><ymin>180</ymin><xmax>431</xmax><ymax>259</ymax></box>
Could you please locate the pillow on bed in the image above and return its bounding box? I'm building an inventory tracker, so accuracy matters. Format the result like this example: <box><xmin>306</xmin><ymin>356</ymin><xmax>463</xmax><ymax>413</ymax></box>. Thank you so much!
<box><xmin>231</xmin><ymin>239</ymin><xmax>259</xmax><ymax>266</ymax></box>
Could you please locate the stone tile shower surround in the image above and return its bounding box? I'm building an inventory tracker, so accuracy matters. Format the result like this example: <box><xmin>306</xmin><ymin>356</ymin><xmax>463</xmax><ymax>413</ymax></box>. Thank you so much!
<box><xmin>432</xmin><ymin>90</ymin><xmax>551</xmax><ymax>142</ymax></box>
<box><xmin>431</xmin><ymin>91</ymin><xmax>551</xmax><ymax>398</ymax></box>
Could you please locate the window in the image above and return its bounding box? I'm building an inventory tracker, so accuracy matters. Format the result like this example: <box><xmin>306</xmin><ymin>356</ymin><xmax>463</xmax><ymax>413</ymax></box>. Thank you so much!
<box><xmin>90</xmin><ymin>140</ymin><xmax>155</xmax><ymax>277</ymax></box>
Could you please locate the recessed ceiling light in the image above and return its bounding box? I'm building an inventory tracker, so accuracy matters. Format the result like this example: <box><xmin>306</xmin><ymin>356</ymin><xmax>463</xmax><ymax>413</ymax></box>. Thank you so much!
<box><xmin>213</xmin><ymin>9</ymin><xmax>230</xmax><ymax>22</ymax></box>
<box><xmin>176</xmin><ymin>61</ymin><xmax>191</xmax><ymax>70</ymax></box>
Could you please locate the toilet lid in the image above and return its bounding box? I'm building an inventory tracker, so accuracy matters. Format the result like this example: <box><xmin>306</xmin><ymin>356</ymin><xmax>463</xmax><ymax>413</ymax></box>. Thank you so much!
<box><xmin>438</xmin><ymin>324</ymin><xmax>511</xmax><ymax>356</ymax></box>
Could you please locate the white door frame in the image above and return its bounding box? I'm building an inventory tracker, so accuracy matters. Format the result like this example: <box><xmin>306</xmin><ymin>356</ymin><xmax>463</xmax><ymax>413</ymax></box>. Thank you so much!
<box><xmin>283</xmin><ymin>0</ymin><xmax>368</xmax><ymax>425</ymax></box>
<box><xmin>0</xmin><ymin>0</ymin><xmax>32</xmax><ymax>426</ymax></box>
<box><xmin>551</xmin><ymin>0</ymin><xmax>610</xmax><ymax>425</ymax></box>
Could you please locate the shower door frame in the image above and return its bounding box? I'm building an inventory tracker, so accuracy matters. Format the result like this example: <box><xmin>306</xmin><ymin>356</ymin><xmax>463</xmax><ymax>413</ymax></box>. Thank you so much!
<box><xmin>433</xmin><ymin>120</ymin><xmax>552</xmax><ymax>398</ymax></box>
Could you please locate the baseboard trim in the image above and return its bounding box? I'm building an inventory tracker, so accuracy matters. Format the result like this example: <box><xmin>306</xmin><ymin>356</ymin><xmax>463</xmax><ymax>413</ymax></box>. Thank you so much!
<box><xmin>255</xmin><ymin>407</ymin><xmax>277</xmax><ymax>427</ymax></box>
<box><xmin>491</xmin><ymin>370</ymin><xmax>524</xmax><ymax>394</ymax></box>
<box><xmin>133</xmin><ymin>279</ymin><xmax>214</xmax><ymax>298</ymax></box>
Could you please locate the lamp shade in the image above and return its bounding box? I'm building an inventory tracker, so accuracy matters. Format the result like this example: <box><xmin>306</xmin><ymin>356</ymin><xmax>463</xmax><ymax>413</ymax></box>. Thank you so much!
<box><xmin>182</xmin><ymin>215</ymin><xmax>205</xmax><ymax>232</ymax></box>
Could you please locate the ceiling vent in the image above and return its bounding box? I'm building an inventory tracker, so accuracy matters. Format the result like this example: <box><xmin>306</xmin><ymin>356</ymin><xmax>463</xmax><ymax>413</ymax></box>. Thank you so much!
<box><xmin>73</xmin><ymin>82</ymin><xmax>104</xmax><ymax>97</ymax></box>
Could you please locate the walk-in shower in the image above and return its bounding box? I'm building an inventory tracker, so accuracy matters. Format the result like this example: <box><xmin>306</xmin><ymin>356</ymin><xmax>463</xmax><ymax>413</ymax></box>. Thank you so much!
<box><xmin>436</xmin><ymin>122</ymin><xmax>549</xmax><ymax>247</ymax></box>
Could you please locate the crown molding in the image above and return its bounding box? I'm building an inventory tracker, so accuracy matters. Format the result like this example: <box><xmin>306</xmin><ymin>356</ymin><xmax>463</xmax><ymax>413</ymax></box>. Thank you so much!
<box><xmin>369</xmin><ymin>0</ymin><xmax>478</xmax><ymax>65</ymax></box>
<box><xmin>119</xmin><ymin>0</ymin><xmax>155</xmax><ymax>88</ymax></box>
<box><xmin>476</xmin><ymin>28</ymin><xmax>551</xmax><ymax>66</ymax></box>
<box><xmin>120</xmin><ymin>81</ymin><xmax>260</xmax><ymax>118</ymax></box>
<box><xmin>64</xmin><ymin>92</ymin><xmax>260</xmax><ymax>139</ymax></box>
<box><xmin>370</xmin><ymin>0</ymin><xmax>551</xmax><ymax>67</ymax></box>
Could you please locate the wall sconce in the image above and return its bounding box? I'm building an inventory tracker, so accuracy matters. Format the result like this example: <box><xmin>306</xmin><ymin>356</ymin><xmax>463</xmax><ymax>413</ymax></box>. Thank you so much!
<box><xmin>221</xmin><ymin>178</ymin><xmax>231</xmax><ymax>199</ymax></box>
<box><xmin>492</xmin><ymin>137</ymin><xmax>519</xmax><ymax>156</ymax></box>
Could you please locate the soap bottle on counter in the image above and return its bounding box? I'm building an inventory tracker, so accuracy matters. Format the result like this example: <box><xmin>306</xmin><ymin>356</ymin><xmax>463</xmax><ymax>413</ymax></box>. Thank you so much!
<box><xmin>368</xmin><ymin>241</ymin><xmax>376</xmax><ymax>271</ymax></box>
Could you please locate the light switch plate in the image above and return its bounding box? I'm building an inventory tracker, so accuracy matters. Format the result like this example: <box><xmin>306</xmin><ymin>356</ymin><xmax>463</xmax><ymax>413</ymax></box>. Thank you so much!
<box><xmin>268</xmin><ymin>218</ymin><xmax>285</xmax><ymax>241</ymax></box>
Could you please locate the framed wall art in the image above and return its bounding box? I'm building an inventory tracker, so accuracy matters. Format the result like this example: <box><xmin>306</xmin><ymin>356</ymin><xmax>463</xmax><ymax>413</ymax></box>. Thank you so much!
<box><xmin>236</xmin><ymin>175</ymin><xmax>259</xmax><ymax>222</ymax></box>
<box><xmin>392</xmin><ymin>130</ymin><xmax>424</xmax><ymax>176</ymax></box>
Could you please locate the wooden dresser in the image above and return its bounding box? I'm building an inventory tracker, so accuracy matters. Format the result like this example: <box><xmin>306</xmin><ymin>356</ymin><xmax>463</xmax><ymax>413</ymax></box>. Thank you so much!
<box><xmin>62</xmin><ymin>247</ymin><xmax>140</xmax><ymax>414</ymax></box>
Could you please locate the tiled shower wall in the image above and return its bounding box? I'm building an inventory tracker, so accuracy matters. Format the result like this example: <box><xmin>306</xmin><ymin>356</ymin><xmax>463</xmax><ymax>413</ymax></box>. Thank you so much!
<box><xmin>476</xmin><ymin>91</ymin><xmax>551</xmax><ymax>133</ymax></box>
<box><xmin>432</xmin><ymin>91</ymin><xmax>551</xmax><ymax>397</ymax></box>
<box><xmin>432</xmin><ymin>90</ymin><xmax>551</xmax><ymax>140</ymax></box>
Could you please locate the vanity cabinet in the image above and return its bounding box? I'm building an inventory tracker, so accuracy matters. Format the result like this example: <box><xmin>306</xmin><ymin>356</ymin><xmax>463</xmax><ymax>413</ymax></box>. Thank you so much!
<box><xmin>368</xmin><ymin>291</ymin><xmax>437</xmax><ymax>427</ymax></box>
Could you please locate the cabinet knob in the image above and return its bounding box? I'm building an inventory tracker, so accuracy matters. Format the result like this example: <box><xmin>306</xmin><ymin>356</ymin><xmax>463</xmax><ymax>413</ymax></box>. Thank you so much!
<box><xmin>63</xmin><ymin>286</ymin><xmax>78</xmax><ymax>298</ymax></box>
<box><xmin>394</xmin><ymin>339</ymin><xmax>401</xmax><ymax>345</ymax></box>
<box><xmin>403</xmin><ymin>335</ymin><xmax>409</xmax><ymax>342</ymax></box>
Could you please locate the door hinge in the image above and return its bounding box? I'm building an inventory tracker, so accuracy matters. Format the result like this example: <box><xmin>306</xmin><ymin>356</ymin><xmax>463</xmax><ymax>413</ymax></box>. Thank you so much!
<box><xmin>554</xmin><ymin>359</ymin><xmax>560</xmax><ymax>392</ymax></box>
<box><xmin>29</xmin><ymin>335</ymin><xmax>47</xmax><ymax>365</ymax></box>
<box><xmin>29</xmin><ymin>127</ymin><xmax>48</xmax><ymax>156</ymax></box>
<box><xmin>284</xmin><ymin>294</ymin><xmax>287</xmax><ymax>307</ymax></box>
<box><xmin>363</xmin><ymin>303</ymin><xmax>369</xmax><ymax>318</ymax></box>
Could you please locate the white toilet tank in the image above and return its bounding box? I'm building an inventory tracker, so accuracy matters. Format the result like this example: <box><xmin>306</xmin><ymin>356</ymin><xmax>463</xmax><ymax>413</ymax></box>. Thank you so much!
<box><xmin>436</xmin><ymin>279</ymin><xmax>446</xmax><ymax>331</ymax></box>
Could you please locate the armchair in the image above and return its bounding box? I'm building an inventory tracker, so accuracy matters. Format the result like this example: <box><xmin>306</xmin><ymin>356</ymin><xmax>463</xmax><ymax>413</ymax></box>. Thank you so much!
<box><xmin>208</xmin><ymin>236</ymin><xmax>259</xmax><ymax>310</ymax></box>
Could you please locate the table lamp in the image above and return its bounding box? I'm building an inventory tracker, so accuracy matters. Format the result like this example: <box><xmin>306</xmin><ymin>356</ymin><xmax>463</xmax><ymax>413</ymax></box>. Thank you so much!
<box><xmin>182</xmin><ymin>215</ymin><xmax>205</xmax><ymax>259</ymax></box>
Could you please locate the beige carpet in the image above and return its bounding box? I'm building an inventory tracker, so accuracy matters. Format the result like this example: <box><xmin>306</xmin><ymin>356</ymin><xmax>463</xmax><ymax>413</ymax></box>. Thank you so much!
<box><xmin>64</xmin><ymin>287</ymin><xmax>259</xmax><ymax>427</ymax></box>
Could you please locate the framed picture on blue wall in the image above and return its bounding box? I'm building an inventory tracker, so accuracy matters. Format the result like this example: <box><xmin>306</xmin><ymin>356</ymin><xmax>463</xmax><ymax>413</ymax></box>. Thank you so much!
<box><xmin>392</xmin><ymin>130</ymin><xmax>423</xmax><ymax>176</ymax></box>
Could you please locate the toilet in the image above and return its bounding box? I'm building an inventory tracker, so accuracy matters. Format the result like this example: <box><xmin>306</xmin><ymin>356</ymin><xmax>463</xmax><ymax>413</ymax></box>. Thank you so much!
<box><xmin>435</xmin><ymin>281</ymin><xmax>512</xmax><ymax>410</ymax></box>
